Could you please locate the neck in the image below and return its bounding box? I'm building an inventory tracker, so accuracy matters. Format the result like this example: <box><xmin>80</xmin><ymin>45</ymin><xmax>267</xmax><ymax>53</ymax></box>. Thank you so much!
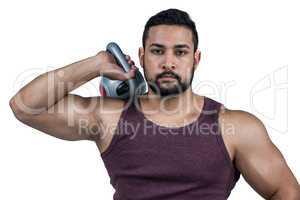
<box><xmin>139</xmin><ymin>88</ymin><xmax>200</xmax><ymax>115</ymax></box>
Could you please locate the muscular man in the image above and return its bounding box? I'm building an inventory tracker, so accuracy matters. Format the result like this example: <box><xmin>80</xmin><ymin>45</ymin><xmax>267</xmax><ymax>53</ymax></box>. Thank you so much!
<box><xmin>9</xmin><ymin>8</ymin><xmax>299</xmax><ymax>199</ymax></box>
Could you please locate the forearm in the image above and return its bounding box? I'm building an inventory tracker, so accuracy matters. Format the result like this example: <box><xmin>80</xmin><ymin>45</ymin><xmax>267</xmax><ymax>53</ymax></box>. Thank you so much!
<box><xmin>10</xmin><ymin>54</ymin><xmax>101</xmax><ymax>115</ymax></box>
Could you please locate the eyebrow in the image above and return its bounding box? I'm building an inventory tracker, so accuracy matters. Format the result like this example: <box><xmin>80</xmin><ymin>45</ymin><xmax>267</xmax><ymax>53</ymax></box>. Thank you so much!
<box><xmin>150</xmin><ymin>43</ymin><xmax>190</xmax><ymax>49</ymax></box>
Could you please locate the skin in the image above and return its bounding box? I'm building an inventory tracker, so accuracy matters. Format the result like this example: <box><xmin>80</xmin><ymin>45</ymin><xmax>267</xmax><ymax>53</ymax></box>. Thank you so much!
<box><xmin>9</xmin><ymin>25</ymin><xmax>299</xmax><ymax>199</ymax></box>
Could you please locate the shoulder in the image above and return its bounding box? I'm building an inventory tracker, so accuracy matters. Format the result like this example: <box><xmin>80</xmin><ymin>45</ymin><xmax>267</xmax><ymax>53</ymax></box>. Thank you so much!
<box><xmin>202</xmin><ymin>96</ymin><xmax>268</xmax><ymax>140</ymax></box>
<box><xmin>88</xmin><ymin>96</ymin><xmax>127</xmax><ymax>130</ymax></box>
<box><xmin>219</xmin><ymin>107</ymin><xmax>267</xmax><ymax>134</ymax></box>
<box><xmin>87</xmin><ymin>96</ymin><xmax>127</xmax><ymax>115</ymax></box>
<box><xmin>218</xmin><ymin>106</ymin><xmax>271</xmax><ymax>150</ymax></box>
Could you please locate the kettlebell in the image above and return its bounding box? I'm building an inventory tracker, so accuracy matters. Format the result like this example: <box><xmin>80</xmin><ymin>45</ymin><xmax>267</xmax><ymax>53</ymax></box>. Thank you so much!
<box><xmin>99</xmin><ymin>42</ymin><xmax>147</xmax><ymax>99</ymax></box>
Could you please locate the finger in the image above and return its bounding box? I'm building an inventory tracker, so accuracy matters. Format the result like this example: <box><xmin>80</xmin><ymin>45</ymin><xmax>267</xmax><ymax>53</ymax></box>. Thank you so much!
<box><xmin>131</xmin><ymin>65</ymin><xmax>138</xmax><ymax>70</ymax></box>
<box><xmin>128</xmin><ymin>60</ymin><xmax>135</xmax><ymax>65</ymax></box>
<box><xmin>108</xmin><ymin>63</ymin><xmax>137</xmax><ymax>80</ymax></box>
<box><xmin>125</xmin><ymin>55</ymin><xmax>134</xmax><ymax>65</ymax></box>
<box><xmin>125</xmin><ymin>55</ymin><xmax>131</xmax><ymax>60</ymax></box>
<box><xmin>123</xmin><ymin>66</ymin><xmax>137</xmax><ymax>79</ymax></box>
<box><xmin>128</xmin><ymin>69</ymin><xmax>137</xmax><ymax>79</ymax></box>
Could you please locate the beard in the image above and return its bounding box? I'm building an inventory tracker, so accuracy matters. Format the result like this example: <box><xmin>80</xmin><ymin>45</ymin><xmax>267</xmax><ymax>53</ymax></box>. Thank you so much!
<box><xmin>144</xmin><ymin>65</ymin><xmax>195</xmax><ymax>97</ymax></box>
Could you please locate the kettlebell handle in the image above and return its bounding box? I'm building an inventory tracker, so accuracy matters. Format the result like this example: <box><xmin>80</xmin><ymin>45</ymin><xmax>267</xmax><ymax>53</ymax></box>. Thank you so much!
<box><xmin>106</xmin><ymin>42</ymin><xmax>131</xmax><ymax>72</ymax></box>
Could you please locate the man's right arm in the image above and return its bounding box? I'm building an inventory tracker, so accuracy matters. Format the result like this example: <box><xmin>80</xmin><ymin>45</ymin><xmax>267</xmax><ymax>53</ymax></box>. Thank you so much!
<box><xmin>9</xmin><ymin>52</ymin><xmax>137</xmax><ymax>141</ymax></box>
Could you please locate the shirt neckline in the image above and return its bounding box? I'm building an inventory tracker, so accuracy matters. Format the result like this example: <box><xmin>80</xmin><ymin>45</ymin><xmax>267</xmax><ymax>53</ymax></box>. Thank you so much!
<box><xmin>134</xmin><ymin>95</ymin><xmax>207</xmax><ymax>130</ymax></box>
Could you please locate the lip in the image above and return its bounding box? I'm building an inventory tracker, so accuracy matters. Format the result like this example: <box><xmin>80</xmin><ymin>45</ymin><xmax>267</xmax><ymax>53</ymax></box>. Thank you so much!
<box><xmin>160</xmin><ymin>76</ymin><xmax>176</xmax><ymax>80</ymax></box>
<box><xmin>160</xmin><ymin>75</ymin><xmax>175</xmax><ymax>79</ymax></box>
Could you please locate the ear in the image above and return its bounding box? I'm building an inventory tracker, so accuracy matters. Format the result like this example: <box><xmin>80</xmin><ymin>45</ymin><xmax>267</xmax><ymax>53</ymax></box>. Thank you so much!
<box><xmin>138</xmin><ymin>47</ymin><xmax>145</xmax><ymax>69</ymax></box>
<box><xmin>193</xmin><ymin>50</ymin><xmax>201</xmax><ymax>70</ymax></box>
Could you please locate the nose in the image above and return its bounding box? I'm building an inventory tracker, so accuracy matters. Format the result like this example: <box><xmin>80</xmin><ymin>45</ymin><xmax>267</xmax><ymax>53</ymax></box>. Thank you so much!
<box><xmin>162</xmin><ymin>63</ymin><xmax>175</xmax><ymax>71</ymax></box>
<box><xmin>161</xmin><ymin>52</ymin><xmax>176</xmax><ymax>70</ymax></box>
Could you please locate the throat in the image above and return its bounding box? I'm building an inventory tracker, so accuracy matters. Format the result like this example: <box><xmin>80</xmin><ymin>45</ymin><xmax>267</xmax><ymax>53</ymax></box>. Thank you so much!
<box><xmin>137</xmin><ymin>95</ymin><xmax>205</xmax><ymax>128</ymax></box>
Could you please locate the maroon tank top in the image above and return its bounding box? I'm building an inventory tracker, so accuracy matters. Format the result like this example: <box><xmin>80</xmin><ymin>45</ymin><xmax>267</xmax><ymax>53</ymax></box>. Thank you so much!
<box><xmin>100</xmin><ymin>96</ymin><xmax>240</xmax><ymax>200</ymax></box>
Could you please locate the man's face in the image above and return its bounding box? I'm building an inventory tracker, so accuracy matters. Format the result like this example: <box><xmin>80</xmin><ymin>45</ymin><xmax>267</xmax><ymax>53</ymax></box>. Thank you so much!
<box><xmin>139</xmin><ymin>25</ymin><xmax>200</xmax><ymax>97</ymax></box>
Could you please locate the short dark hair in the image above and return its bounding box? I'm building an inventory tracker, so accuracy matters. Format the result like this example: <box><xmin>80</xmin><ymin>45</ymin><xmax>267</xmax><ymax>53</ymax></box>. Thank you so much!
<box><xmin>142</xmin><ymin>8</ymin><xmax>198</xmax><ymax>52</ymax></box>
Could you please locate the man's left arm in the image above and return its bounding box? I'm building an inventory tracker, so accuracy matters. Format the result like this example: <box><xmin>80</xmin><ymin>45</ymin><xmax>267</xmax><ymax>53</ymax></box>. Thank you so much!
<box><xmin>228</xmin><ymin>110</ymin><xmax>300</xmax><ymax>199</ymax></box>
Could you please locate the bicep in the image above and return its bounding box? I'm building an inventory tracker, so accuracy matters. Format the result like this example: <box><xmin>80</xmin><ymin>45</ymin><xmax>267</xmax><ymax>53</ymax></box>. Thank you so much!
<box><xmin>233</xmin><ymin>111</ymin><xmax>298</xmax><ymax>198</ymax></box>
<box><xmin>19</xmin><ymin>94</ymin><xmax>101</xmax><ymax>141</ymax></box>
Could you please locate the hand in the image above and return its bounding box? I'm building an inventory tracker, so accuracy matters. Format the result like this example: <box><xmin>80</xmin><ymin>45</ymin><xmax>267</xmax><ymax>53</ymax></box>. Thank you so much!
<box><xmin>96</xmin><ymin>51</ymin><xmax>138</xmax><ymax>81</ymax></box>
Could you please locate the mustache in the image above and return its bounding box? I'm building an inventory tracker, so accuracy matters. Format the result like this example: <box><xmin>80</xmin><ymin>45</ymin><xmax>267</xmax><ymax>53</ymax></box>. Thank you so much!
<box><xmin>156</xmin><ymin>71</ymin><xmax>180</xmax><ymax>81</ymax></box>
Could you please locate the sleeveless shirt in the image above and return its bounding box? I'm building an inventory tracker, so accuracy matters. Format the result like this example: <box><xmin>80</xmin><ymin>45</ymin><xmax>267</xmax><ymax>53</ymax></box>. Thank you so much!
<box><xmin>100</xmin><ymin>96</ymin><xmax>240</xmax><ymax>200</ymax></box>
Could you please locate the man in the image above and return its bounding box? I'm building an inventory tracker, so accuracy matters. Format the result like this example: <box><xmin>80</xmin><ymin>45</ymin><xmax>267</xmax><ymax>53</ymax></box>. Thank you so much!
<box><xmin>9</xmin><ymin>8</ymin><xmax>299</xmax><ymax>199</ymax></box>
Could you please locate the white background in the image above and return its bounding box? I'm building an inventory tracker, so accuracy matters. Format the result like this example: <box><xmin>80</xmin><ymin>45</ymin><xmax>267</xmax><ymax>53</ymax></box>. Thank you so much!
<box><xmin>1</xmin><ymin>0</ymin><xmax>299</xmax><ymax>199</ymax></box>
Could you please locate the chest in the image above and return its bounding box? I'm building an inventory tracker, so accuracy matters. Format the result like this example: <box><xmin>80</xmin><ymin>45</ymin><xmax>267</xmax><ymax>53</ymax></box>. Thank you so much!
<box><xmin>102</xmin><ymin>124</ymin><xmax>232</xmax><ymax>187</ymax></box>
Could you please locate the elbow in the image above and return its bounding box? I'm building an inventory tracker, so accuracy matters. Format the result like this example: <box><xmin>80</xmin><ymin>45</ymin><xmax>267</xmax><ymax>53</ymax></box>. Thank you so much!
<box><xmin>9</xmin><ymin>97</ymin><xmax>20</xmax><ymax>116</ymax></box>
<box><xmin>9</xmin><ymin>94</ymin><xmax>46</xmax><ymax>123</ymax></box>
<box><xmin>271</xmin><ymin>185</ymin><xmax>300</xmax><ymax>200</ymax></box>
<box><xmin>9</xmin><ymin>96</ymin><xmax>29</xmax><ymax>122</ymax></box>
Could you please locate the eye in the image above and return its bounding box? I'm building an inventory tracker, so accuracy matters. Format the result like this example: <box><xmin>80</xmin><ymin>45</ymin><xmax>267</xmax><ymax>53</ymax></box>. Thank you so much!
<box><xmin>151</xmin><ymin>49</ymin><xmax>163</xmax><ymax>55</ymax></box>
<box><xmin>175</xmin><ymin>50</ymin><xmax>187</xmax><ymax>56</ymax></box>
